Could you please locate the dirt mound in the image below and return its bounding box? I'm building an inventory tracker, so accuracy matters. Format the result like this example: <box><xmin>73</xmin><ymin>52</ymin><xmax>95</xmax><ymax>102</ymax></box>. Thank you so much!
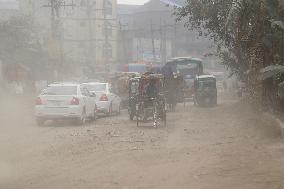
<box><xmin>259</xmin><ymin>113</ymin><xmax>282</xmax><ymax>138</ymax></box>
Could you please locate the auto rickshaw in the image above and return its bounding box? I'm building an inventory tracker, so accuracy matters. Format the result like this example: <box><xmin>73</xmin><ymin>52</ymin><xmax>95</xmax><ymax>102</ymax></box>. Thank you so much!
<box><xmin>128</xmin><ymin>73</ymin><xmax>166</xmax><ymax>127</ymax></box>
<box><xmin>194</xmin><ymin>75</ymin><xmax>217</xmax><ymax>107</ymax></box>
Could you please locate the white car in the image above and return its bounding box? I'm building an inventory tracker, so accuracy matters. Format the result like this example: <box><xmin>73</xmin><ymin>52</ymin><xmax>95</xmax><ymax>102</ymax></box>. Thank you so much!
<box><xmin>35</xmin><ymin>83</ymin><xmax>97</xmax><ymax>126</ymax></box>
<box><xmin>82</xmin><ymin>82</ymin><xmax>121</xmax><ymax>116</ymax></box>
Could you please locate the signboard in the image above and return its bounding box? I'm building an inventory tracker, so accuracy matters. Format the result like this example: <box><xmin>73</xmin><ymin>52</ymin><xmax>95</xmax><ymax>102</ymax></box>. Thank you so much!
<box><xmin>142</xmin><ymin>50</ymin><xmax>161</xmax><ymax>62</ymax></box>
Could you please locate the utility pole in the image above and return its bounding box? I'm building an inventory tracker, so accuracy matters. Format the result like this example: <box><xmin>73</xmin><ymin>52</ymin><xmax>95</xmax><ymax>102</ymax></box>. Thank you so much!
<box><xmin>103</xmin><ymin>0</ymin><xmax>113</xmax><ymax>71</ymax></box>
<box><xmin>150</xmin><ymin>20</ymin><xmax>157</xmax><ymax>63</ymax></box>
<box><xmin>103</xmin><ymin>1</ymin><xmax>110</xmax><ymax>72</ymax></box>
<box><xmin>159</xmin><ymin>19</ymin><xmax>167</xmax><ymax>64</ymax></box>
<box><xmin>173</xmin><ymin>22</ymin><xmax>177</xmax><ymax>57</ymax></box>
<box><xmin>43</xmin><ymin>0</ymin><xmax>75</xmax><ymax>80</ymax></box>
<box><xmin>118</xmin><ymin>21</ymin><xmax>128</xmax><ymax>64</ymax></box>
<box><xmin>44</xmin><ymin>0</ymin><xmax>75</xmax><ymax>37</ymax></box>
<box><xmin>85</xmin><ymin>0</ymin><xmax>96</xmax><ymax>67</ymax></box>
<box><xmin>159</xmin><ymin>19</ymin><xmax>163</xmax><ymax>63</ymax></box>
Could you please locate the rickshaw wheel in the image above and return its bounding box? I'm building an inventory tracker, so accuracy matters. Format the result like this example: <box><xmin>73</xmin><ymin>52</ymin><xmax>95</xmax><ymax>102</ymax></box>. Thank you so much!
<box><xmin>136</xmin><ymin>116</ymin><xmax>139</xmax><ymax>127</ymax></box>
<box><xmin>183</xmin><ymin>94</ymin><xmax>186</xmax><ymax>108</ymax></box>
<box><xmin>130</xmin><ymin>112</ymin><xmax>134</xmax><ymax>120</ymax></box>
<box><xmin>129</xmin><ymin>108</ymin><xmax>135</xmax><ymax>120</ymax></box>
<box><xmin>163</xmin><ymin>112</ymin><xmax>167</xmax><ymax>127</ymax></box>
<box><xmin>136</xmin><ymin>110</ymin><xmax>141</xmax><ymax>127</ymax></box>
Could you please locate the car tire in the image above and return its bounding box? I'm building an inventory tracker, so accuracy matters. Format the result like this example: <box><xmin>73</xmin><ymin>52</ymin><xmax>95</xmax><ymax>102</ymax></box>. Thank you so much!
<box><xmin>36</xmin><ymin>118</ymin><xmax>45</xmax><ymax>126</ymax></box>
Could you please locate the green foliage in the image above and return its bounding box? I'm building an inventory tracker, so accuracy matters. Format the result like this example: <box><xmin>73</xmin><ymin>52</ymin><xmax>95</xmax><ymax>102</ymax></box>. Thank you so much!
<box><xmin>0</xmin><ymin>14</ymin><xmax>45</xmax><ymax>65</ymax></box>
<box><xmin>176</xmin><ymin>0</ymin><xmax>284</xmax><ymax>80</ymax></box>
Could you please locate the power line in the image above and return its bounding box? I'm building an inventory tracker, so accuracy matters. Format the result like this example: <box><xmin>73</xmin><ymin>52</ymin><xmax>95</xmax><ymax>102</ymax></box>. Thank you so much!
<box><xmin>43</xmin><ymin>0</ymin><xmax>75</xmax><ymax>38</ymax></box>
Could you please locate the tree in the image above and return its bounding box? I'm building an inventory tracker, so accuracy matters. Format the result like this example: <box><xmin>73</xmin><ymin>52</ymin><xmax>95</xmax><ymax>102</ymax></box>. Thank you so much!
<box><xmin>177</xmin><ymin>0</ymin><xmax>283</xmax><ymax>73</ymax></box>
<box><xmin>0</xmin><ymin>14</ymin><xmax>42</xmax><ymax>63</ymax></box>
<box><xmin>176</xmin><ymin>0</ymin><xmax>284</xmax><ymax>106</ymax></box>
<box><xmin>0</xmin><ymin>14</ymin><xmax>49</xmax><ymax>81</ymax></box>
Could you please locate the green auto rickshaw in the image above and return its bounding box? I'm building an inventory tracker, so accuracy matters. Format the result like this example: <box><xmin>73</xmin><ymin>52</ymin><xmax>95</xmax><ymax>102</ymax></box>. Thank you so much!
<box><xmin>194</xmin><ymin>75</ymin><xmax>217</xmax><ymax>107</ymax></box>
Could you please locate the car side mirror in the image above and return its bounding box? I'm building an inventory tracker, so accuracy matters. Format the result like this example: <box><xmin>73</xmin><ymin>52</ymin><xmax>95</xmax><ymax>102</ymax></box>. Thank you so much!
<box><xmin>90</xmin><ymin>92</ymin><xmax>96</xmax><ymax>97</ymax></box>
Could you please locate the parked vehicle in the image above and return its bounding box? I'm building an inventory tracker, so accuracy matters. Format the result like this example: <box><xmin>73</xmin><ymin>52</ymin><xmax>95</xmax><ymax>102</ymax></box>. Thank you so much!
<box><xmin>194</xmin><ymin>75</ymin><xmax>217</xmax><ymax>107</ymax></box>
<box><xmin>34</xmin><ymin>83</ymin><xmax>97</xmax><ymax>126</ymax></box>
<box><xmin>82</xmin><ymin>82</ymin><xmax>121</xmax><ymax>116</ymax></box>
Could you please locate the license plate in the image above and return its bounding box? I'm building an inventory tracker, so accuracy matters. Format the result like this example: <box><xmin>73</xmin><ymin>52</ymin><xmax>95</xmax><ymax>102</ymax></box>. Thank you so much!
<box><xmin>49</xmin><ymin>100</ymin><xmax>62</xmax><ymax>106</ymax></box>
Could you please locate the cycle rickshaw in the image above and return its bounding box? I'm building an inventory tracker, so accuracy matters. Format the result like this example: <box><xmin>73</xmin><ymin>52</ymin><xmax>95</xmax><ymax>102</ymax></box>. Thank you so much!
<box><xmin>128</xmin><ymin>73</ymin><xmax>167</xmax><ymax>127</ymax></box>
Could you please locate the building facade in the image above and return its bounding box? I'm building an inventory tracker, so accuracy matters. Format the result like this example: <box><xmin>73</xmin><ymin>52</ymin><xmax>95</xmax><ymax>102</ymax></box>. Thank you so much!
<box><xmin>62</xmin><ymin>0</ymin><xmax>117</xmax><ymax>72</ymax></box>
<box><xmin>19</xmin><ymin>0</ymin><xmax>118</xmax><ymax>72</ymax></box>
<box><xmin>0</xmin><ymin>0</ymin><xmax>20</xmax><ymax>20</ymax></box>
<box><xmin>117</xmin><ymin>0</ymin><xmax>214</xmax><ymax>67</ymax></box>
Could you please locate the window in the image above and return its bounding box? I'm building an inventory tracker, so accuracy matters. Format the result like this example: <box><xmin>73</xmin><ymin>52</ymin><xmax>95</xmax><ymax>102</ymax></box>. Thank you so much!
<box><xmin>42</xmin><ymin>86</ymin><xmax>78</xmax><ymax>96</ymax></box>
<box><xmin>80</xmin><ymin>21</ymin><xmax>86</xmax><ymax>27</ymax></box>
<box><xmin>83</xmin><ymin>84</ymin><xmax>107</xmax><ymax>92</ymax></box>
<box><xmin>80</xmin><ymin>0</ymin><xmax>87</xmax><ymax>6</ymax></box>
<box><xmin>103</xmin><ymin>21</ymin><xmax>112</xmax><ymax>37</ymax></box>
<box><xmin>103</xmin><ymin>43</ymin><xmax>112</xmax><ymax>58</ymax></box>
<box><xmin>80</xmin><ymin>87</ymin><xmax>91</xmax><ymax>96</ymax></box>
<box><xmin>103</xmin><ymin>0</ymin><xmax>112</xmax><ymax>16</ymax></box>
<box><xmin>78</xmin><ymin>41</ymin><xmax>86</xmax><ymax>48</ymax></box>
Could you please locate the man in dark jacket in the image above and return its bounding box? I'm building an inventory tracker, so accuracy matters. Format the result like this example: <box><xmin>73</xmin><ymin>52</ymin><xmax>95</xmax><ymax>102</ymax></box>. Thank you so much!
<box><xmin>146</xmin><ymin>80</ymin><xmax>158</xmax><ymax>99</ymax></box>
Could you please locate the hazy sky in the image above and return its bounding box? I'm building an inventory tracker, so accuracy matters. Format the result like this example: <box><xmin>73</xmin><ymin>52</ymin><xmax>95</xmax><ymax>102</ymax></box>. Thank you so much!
<box><xmin>117</xmin><ymin>0</ymin><xmax>149</xmax><ymax>5</ymax></box>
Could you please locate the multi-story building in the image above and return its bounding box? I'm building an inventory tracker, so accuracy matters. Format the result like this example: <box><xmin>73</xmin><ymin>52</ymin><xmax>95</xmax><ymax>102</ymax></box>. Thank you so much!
<box><xmin>0</xmin><ymin>0</ymin><xmax>20</xmax><ymax>20</ymax></box>
<box><xmin>62</xmin><ymin>0</ymin><xmax>117</xmax><ymax>71</ymax></box>
<box><xmin>117</xmin><ymin>0</ymin><xmax>215</xmax><ymax>68</ymax></box>
<box><xmin>19</xmin><ymin>0</ymin><xmax>118</xmax><ymax>72</ymax></box>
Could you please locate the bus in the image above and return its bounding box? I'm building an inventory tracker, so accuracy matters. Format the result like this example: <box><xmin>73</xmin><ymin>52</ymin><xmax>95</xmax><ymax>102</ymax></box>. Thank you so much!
<box><xmin>163</xmin><ymin>57</ymin><xmax>204</xmax><ymax>102</ymax></box>
<box><xmin>165</xmin><ymin>57</ymin><xmax>203</xmax><ymax>77</ymax></box>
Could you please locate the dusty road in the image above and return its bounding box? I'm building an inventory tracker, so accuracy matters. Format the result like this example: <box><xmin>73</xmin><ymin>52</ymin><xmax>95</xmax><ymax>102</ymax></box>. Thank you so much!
<box><xmin>0</xmin><ymin>94</ymin><xmax>284</xmax><ymax>189</ymax></box>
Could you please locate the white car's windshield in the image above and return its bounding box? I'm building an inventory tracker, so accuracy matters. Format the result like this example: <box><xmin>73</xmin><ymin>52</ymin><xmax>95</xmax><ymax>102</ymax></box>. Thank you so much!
<box><xmin>42</xmin><ymin>86</ymin><xmax>77</xmax><ymax>95</ymax></box>
<box><xmin>85</xmin><ymin>84</ymin><xmax>107</xmax><ymax>92</ymax></box>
